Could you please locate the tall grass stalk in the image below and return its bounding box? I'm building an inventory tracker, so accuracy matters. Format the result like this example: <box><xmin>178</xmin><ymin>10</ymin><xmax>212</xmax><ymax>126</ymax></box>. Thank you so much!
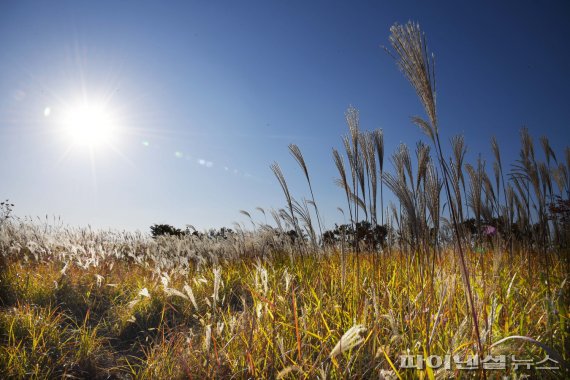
<box><xmin>387</xmin><ymin>22</ymin><xmax>485</xmax><ymax>370</ymax></box>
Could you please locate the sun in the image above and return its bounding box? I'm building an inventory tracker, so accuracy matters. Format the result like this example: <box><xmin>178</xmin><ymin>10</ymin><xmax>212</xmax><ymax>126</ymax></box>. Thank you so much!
<box><xmin>62</xmin><ymin>102</ymin><xmax>118</xmax><ymax>147</ymax></box>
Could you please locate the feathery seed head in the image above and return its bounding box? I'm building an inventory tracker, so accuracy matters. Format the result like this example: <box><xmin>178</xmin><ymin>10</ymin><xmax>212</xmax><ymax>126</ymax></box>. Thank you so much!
<box><xmin>329</xmin><ymin>324</ymin><xmax>367</xmax><ymax>359</ymax></box>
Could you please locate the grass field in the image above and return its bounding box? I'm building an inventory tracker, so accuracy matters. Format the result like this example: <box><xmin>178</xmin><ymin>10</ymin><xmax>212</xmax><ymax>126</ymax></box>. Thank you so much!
<box><xmin>1</xmin><ymin>21</ymin><xmax>569</xmax><ymax>379</ymax></box>
<box><xmin>0</xmin><ymin>224</ymin><xmax>568</xmax><ymax>379</ymax></box>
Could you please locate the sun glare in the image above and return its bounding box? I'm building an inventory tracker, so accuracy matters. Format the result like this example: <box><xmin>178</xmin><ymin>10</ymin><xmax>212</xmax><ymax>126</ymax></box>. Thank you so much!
<box><xmin>62</xmin><ymin>103</ymin><xmax>118</xmax><ymax>147</ymax></box>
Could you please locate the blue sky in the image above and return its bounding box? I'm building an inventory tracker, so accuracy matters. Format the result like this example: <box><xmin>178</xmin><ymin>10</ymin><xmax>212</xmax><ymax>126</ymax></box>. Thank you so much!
<box><xmin>1</xmin><ymin>1</ymin><xmax>569</xmax><ymax>232</ymax></box>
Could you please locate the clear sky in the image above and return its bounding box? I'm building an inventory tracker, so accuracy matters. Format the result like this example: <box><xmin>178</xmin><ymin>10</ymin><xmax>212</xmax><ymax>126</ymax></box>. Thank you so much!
<box><xmin>1</xmin><ymin>1</ymin><xmax>569</xmax><ymax>232</ymax></box>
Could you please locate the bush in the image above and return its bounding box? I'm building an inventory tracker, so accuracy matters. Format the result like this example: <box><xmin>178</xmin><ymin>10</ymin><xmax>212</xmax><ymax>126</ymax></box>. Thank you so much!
<box><xmin>150</xmin><ymin>224</ymin><xmax>184</xmax><ymax>239</ymax></box>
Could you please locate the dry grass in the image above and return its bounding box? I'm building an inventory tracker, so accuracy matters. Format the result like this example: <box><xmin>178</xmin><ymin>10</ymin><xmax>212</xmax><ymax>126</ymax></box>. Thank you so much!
<box><xmin>0</xmin><ymin>230</ymin><xmax>568</xmax><ymax>378</ymax></box>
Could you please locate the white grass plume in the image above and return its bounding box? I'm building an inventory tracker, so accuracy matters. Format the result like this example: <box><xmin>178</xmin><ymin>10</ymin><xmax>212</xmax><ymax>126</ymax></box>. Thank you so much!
<box><xmin>212</xmin><ymin>266</ymin><xmax>222</xmax><ymax>307</ymax></box>
<box><xmin>184</xmin><ymin>283</ymin><xmax>198</xmax><ymax>310</ymax></box>
<box><xmin>329</xmin><ymin>324</ymin><xmax>366</xmax><ymax>359</ymax></box>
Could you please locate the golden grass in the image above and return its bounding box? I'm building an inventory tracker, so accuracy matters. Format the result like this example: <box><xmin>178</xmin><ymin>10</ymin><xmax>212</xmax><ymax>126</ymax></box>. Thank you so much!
<box><xmin>0</xmin><ymin>246</ymin><xmax>567</xmax><ymax>379</ymax></box>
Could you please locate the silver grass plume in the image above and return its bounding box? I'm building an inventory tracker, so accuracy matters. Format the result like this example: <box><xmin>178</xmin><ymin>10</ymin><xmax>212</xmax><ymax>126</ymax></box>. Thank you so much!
<box><xmin>411</xmin><ymin>116</ymin><xmax>435</xmax><ymax>141</ymax></box>
<box><xmin>373</xmin><ymin>129</ymin><xmax>385</xmax><ymax>224</ymax></box>
<box><xmin>271</xmin><ymin>162</ymin><xmax>292</xmax><ymax>209</ymax></box>
<box><xmin>466</xmin><ymin>160</ymin><xmax>484</xmax><ymax>230</ymax></box>
<box><xmin>334</xmin><ymin>178</ymin><xmax>368</xmax><ymax>219</ymax></box>
<box><xmin>362</xmin><ymin>132</ymin><xmax>378</xmax><ymax>224</ymax></box>
<box><xmin>356</xmin><ymin>142</ymin><xmax>367</xmax><ymax>216</ymax></box>
<box><xmin>289</xmin><ymin>144</ymin><xmax>323</xmax><ymax>238</ymax></box>
<box><xmin>482</xmin><ymin>170</ymin><xmax>496</xmax><ymax>207</ymax></box>
<box><xmin>451</xmin><ymin>135</ymin><xmax>467</xmax><ymax>187</ymax></box>
<box><xmin>425</xmin><ymin>161</ymin><xmax>442</xmax><ymax>232</ymax></box>
<box><xmin>388</xmin><ymin>21</ymin><xmax>483</xmax><ymax>360</ymax></box>
<box><xmin>383</xmin><ymin>170</ymin><xmax>420</xmax><ymax>242</ymax></box>
<box><xmin>333</xmin><ymin>148</ymin><xmax>354</xmax><ymax>224</ymax></box>
<box><xmin>506</xmin><ymin>185</ymin><xmax>516</xmax><ymax>225</ymax></box>
<box><xmin>415</xmin><ymin>142</ymin><xmax>431</xmax><ymax>191</ymax></box>
<box><xmin>345</xmin><ymin>106</ymin><xmax>365</xmax><ymax>229</ymax></box>
<box><xmin>329</xmin><ymin>325</ymin><xmax>367</xmax><ymax>359</ymax></box>
<box><xmin>448</xmin><ymin>160</ymin><xmax>464</xmax><ymax>222</ymax></box>
<box><xmin>388</xmin><ymin>22</ymin><xmax>437</xmax><ymax>136</ymax></box>
<box><xmin>270</xmin><ymin>208</ymin><xmax>284</xmax><ymax>233</ymax></box>
<box><xmin>554</xmin><ymin>163</ymin><xmax>568</xmax><ymax>195</ymax></box>
<box><xmin>292</xmin><ymin>198</ymin><xmax>317</xmax><ymax>247</ymax></box>
<box><xmin>493</xmin><ymin>161</ymin><xmax>501</xmax><ymax>206</ymax></box>
<box><xmin>401</xmin><ymin>144</ymin><xmax>414</xmax><ymax>191</ymax></box>
<box><xmin>271</xmin><ymin>162</ymin><xmax>303</xmax><ymax>256</ymax></box>
<box><xmin>491</xmin><ymin>136</ymin><xmax>511</xmax><ymax>251</ymax></box>
<box><xmin>451</xmin><ymin>135</ymin><xmax>467</xmax><ymax>221</ymax></box>
<box><xmin>540</xmin><ymin>136</ymin><xmax>557</xmax><ymax>167</ymax></box>
<box><xmin>520</xmin><ymin>127</ymin><xmax>535</xmax><ymax>162</ymax></box>
<box><xmin>481</xmin><ymin>171</ymin><xmax>496</xmax><ymax>222</ymax></box>
<box><xmin>538</xmin><ymin>162</ymin><xmax>553</xmax><ymax>199</ymax></box>
<box><xmin>491</xmin><ymin>136</ymin><xmax>502</xmax><ymax>170</ymax></box>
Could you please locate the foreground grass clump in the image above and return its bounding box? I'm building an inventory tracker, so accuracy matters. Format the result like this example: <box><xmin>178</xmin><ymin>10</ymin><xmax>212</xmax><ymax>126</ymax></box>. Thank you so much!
<box><xmin>0</xmin><ymin>244</ymin><xmax>567</xmax><ymax>379</ymax></box>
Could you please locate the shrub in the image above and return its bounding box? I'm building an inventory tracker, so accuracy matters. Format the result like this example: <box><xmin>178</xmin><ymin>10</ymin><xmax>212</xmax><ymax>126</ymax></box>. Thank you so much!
<box><xmin>150</xmin><ymin>224</ymin><xmax>184</xmax><ymax>238</ymax></box>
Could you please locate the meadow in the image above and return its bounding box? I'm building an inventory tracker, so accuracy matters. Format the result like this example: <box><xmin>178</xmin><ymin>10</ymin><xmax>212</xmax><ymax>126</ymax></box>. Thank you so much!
<box><xmin>0</xmin><ymin>22</ymin><xmax>568</xmax><ymax>379</ymax></box>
